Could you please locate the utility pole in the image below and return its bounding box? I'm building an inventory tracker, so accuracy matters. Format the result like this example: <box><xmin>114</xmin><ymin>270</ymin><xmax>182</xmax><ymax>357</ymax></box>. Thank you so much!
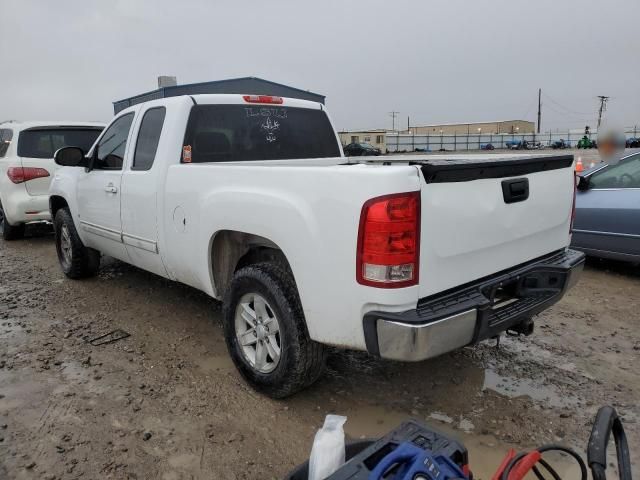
<box><xmin>407</xmin><ymin>116</ymin><xmax>410</xmax><ymax>132</ymax></box>
<box><xmin>597</xmin><ymin>96</ymin><xmax>609</xmax><ymax>129</ymax></box>
<box><xmin>389</xmin><ymin>111</ymin><xmax>399</xmax><ymax>131</ymax></box>
<box><xmin>537</xmin><ymin>88</ymin><xmax>542</xmax><ymax>134</ymax></box>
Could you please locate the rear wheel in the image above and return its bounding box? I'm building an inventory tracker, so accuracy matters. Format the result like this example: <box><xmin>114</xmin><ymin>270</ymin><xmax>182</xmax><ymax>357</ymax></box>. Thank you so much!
<box><xmin>54</xmin><ymin>208</ymin><xmax>100</xmax><ymax>279</ymax></box>
<box><xmin>0</xmin><ymin>202</ymin><xmax>25</xmax><ymax>241</ymax></box>
<box><xmin>222</xmin><ymin>262</ymin><xmax>327</xmax><ymax>398</ymax></box>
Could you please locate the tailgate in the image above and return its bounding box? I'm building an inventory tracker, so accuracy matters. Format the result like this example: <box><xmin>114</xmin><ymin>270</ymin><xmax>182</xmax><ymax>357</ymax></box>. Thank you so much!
<box><xmin>417</xmin><ymin>155</ymin><xmax>575</xmax><ymax>297</ymax></box>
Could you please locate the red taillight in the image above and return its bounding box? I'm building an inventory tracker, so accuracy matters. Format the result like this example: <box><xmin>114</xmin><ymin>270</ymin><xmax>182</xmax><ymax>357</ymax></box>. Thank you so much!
<box><xmin>357</xmin><ymin>191</ymin><xmax>420</xmax><ymax>288</ymax></box>
<box><xmin>570</xmin><ymin>173</ymin><xmax>577</xmax><ymax>233</ymax></box>
<box><xmin>7</xmin><ymin>167</ymin><xmax>50</xmax><ymax>184</ymax></box>
<box><xmin>242</xmin><ymin>95</ymin><xmax>284</xmax><ymax>104</ymax></box>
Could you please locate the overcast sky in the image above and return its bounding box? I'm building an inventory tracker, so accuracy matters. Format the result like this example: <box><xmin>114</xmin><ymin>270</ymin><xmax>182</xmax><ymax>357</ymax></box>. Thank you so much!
<box><xmin>1</xmin><ymin>0</ymin><xmax>638</xmax><ymax>132</ymax></box>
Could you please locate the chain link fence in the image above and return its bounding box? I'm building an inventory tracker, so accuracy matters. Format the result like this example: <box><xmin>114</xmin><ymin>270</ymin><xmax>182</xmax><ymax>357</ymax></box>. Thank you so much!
<box><xmin>384</xmin><ymin>129</ymin><xmax>640</xmax><ymax>153</ymax></box>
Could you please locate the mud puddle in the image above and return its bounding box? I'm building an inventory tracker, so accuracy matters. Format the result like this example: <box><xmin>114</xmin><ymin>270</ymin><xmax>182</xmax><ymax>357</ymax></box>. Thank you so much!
<box><xmin>482</xmin><ymin>369</ymin><xmax>579</xmax><ymax>408</ymax></box>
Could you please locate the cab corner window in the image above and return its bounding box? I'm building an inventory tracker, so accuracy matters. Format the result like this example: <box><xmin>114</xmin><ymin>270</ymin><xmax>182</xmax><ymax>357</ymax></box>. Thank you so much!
<box><xmin>132</xmin><ymin>107</ymin><xmax>166</xmax><ymax>171</ymax></box>
<box><xmin>95</xmin><ymin>113</ymin><xmax>135</xmax><ymax>170</ymax></box>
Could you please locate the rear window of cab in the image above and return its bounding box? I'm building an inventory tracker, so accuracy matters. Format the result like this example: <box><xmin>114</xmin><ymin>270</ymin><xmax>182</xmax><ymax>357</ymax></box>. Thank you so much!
<box><xmin>182</xmin><ymin>105</ymin><xmax>340</xmax><ymax>163</ymax></box>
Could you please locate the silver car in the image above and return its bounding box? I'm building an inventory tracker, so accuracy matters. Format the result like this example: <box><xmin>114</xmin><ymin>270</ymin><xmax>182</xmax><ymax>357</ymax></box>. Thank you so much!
<box><xmin>571</xmin><ymin>152</ymin><xmax>640</xmax><ymax>262</ymax></box>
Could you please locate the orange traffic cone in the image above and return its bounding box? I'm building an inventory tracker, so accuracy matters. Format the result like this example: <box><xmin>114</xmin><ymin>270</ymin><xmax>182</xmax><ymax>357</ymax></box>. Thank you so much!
<box><xmin>575</xmin><ymin>157</ymin><xmax>584</xmax><ymax>173</ymax></box>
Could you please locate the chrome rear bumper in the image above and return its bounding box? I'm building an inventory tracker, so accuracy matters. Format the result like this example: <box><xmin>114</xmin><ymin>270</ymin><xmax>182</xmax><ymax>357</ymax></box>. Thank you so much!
<box><xmin>364</xmin><ymin>248</ymin><xmax>585</xmax><ymax>362</ymax></box>
<box><xmin>377</xmin><ymin>310</ymin><xmax>477</xmax><ymax>361</ymax></box>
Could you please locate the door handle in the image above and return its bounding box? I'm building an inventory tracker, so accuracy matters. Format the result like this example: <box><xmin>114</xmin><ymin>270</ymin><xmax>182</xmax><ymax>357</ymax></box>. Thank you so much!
<box><xmin>105</xmin><ymin>183</ymin><xmax>118</xmax><ymax>194</ymax></box>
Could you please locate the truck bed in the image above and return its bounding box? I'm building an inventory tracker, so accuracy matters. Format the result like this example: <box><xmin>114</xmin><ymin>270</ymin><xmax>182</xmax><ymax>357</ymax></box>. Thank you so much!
<box><xmin>356</xmin><ymin>153</ymin><xmax>574</xmax><ymax>183</ymax></box>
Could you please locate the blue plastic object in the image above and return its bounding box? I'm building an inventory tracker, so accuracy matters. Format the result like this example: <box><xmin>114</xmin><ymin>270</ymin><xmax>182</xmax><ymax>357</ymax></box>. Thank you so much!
<box><xmin>368</xmin><ymin>442</ymin><xmax>467</xmax><ymax>480</ymax></box>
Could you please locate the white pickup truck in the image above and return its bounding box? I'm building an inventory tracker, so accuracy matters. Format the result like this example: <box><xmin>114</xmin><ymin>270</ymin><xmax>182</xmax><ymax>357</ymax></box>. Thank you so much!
<box><xmin>50</xmin><ymin>94</ymin><xmax>584</xmax><ymax>397</ymax></box>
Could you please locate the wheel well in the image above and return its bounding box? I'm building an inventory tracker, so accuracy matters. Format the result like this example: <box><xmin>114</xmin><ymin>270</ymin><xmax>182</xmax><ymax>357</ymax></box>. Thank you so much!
<box><xmin>49</xmin><ymin>196</ymin><xmax>69</xmax><ymax>218</ymax></box>
<box><xmin>211</xmin><ymin>230</ymin><xmax>292</xmax><ymax>298</ymax></box>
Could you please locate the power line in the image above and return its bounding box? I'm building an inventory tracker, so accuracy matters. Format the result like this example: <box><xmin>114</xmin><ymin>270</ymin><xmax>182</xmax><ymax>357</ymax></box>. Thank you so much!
<box><xmin>542</xmin><ymin>102</ymin><xmax>592</xmax><ymax>122</ymax></box>
<box><xmin>542</xmin><ymin>93</ymin><xmax>595</xmax><ymax>116</ymax></box>
<box><xmin>519</xmin><ymin>97</ymin><xmax>537</xmax><ymax>120</ymax></box>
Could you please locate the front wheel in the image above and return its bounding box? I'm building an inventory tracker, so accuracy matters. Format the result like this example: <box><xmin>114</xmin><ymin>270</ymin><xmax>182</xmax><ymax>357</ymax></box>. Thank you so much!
<box><xmin>222</xmin><ymin>262</ymin><xmax>327</xmax><ymax>398</ymax></box>
<box><xmin>54</xmin><ymin>208</ymin><xmax>100</xmax><ymax>279</ymax></box>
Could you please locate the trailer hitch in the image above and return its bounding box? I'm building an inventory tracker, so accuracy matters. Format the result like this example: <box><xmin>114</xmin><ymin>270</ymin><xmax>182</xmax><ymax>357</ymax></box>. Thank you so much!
<box><xmin>506</xmin><ymin>319</ymin><xmax>534</xmax><ymax>337</ymax></box>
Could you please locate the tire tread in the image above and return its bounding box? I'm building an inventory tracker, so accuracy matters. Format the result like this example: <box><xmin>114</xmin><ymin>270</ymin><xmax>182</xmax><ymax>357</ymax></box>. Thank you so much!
<box><xmin>54</xmin><ymin>208</ymin><xmax>100</xmax><ymax>279</ymax></box>
<box><xmin>223</xmin><ymin>262</ymin><xmax>326</xmax><ymax>398</ymax></box>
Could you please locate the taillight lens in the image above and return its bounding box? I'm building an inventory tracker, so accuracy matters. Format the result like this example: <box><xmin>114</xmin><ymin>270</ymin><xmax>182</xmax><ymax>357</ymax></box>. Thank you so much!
<box><xmin>242</xmin><ymin>95</ymin><xmax>284</xmax><ymax>104</ymax></box>
<box><xmin>357</xmin><ymin>191</ymin><xmax>420</xmax><ymax>288</ymax></box>
<box><xmin>7</xmin><ymin>167</ymin><xmax>50</xmax><ymax>184</ymax></box>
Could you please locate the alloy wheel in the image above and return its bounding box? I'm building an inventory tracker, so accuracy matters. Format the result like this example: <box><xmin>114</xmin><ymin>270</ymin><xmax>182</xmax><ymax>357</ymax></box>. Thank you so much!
<box><xmin>59</xmin><ymin>224</ymin><xmax>73</xmax><ymax>269</ymax></box>
<box><xmin>234</xmin><ymin>293</ymin><xmax>282</xmax><ymax>374</ymax></box>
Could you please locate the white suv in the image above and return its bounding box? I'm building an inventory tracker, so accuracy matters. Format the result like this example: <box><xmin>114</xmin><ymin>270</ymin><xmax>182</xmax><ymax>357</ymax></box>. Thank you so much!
<box><xmin>0</xmin><ymin>121</ymin><xmax>104</xmax><ymax>240</ymax></box>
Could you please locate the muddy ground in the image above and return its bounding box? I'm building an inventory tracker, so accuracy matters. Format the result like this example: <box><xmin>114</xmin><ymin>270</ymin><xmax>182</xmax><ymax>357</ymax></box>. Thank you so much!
<box><xmin>0</xmin><ymin>228</ymin><xmax>638</xmax><ymax>480</ymax></box>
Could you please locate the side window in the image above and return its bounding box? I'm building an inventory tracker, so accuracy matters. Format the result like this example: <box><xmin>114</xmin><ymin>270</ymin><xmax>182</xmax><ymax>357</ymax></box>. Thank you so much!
<box><xmin>94</xmin><ymin>113</ymin><xmax>134</xmax><ymax>170</ymax></box>
<box><xmin>590</xmin><ymin>154</ymin><xmax>640</xmax><ymax>189</ymax></box>
<box><xmin>132</xmin><ymin>107</ymin><xmax>166</xmax><ymax>171</ymax></box>
<box><xmin>0</xmin><ymin>129</ymin><xmax>13</xmax><ymax>157</ymax></box>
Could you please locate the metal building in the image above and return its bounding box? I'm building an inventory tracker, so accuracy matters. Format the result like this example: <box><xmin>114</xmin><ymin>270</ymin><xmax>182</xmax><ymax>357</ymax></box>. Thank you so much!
<box><xmin>408</xmin><ymin>120</ymin><xmax>535</xmax><ymax>135</ymax></box>
<box><xmin>113</xmin><ymin>76</ymin><xmax>325</xmax><ymax>114</ymax></box>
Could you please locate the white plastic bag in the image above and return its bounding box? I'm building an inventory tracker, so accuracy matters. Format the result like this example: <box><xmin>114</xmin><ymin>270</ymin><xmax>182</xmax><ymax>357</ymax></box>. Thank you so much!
<box><xmin>308</xmin><ymin>414</ymin><xmax>347</xmax><ymax>480</ymax></box>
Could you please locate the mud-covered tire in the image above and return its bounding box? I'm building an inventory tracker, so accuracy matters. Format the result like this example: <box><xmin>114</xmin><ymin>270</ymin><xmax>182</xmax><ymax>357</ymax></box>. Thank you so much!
<box><xmin>222</xmin><ymin>262</ymin><xmax>327</xmax><ymax>398</ymax></box>
<box><xmin>54</xmin><ymin>208</ymin><xmax>100</xmax><ymax>279</ymax></box>
<box><xmin>0</xmin><ymin>202</ymin><xmax>25</xmax><ymax>241</ymax></box>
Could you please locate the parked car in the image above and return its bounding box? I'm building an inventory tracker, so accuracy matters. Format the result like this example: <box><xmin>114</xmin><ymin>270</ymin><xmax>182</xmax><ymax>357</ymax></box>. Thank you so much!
<box><xmin>343</xmin><ymin>142</ymin><xmax>381</xmax><ymax>156</ymax></box>
<box><xmin>550</xmin><ymin>139</ymin><xmax>571</xmax><ymax>149</ymax></box>
<box><xmin>480</xmin><ymin>143</ymin><xmax>495</xmax><ymax>150</ymax></box>
<box><xmin>0</xmin><ymin>121</ymin><xmax>104</xmax><ymax>240</ymax></box>
<box><xmin>504</xmin><ymin>140</ymin><xmax>544</xmax><ymax>150</ymax></box>
<box><xmin>508</xmin><ymin>141</ymin><xmax>544</xmax><ymax>150</ymax></box>
<box><xmin>625</xmin><ymin>137</ymin><xmax>640</xmax><ymax>148</ymax></box>
<box><xmin>50</xmin><ymin>94</ymin><xmax>584</xmax><ymax>397</ymax></box>
<box><xmin>572</xmin><ymin>152</ymin><xmax>640</xmax><ymax>262</ymax></box>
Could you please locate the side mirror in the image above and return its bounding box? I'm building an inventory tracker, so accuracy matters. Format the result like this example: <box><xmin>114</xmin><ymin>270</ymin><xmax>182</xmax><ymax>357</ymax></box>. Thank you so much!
<box><xmin>577</xmin><ymin>175</ymin><xmax>591</xmax><ymax>191</ymax></box>
<box><xmin>54</xmin><ymin>147</ymin><xmax>86</xmax><ymax>167</ymax></box>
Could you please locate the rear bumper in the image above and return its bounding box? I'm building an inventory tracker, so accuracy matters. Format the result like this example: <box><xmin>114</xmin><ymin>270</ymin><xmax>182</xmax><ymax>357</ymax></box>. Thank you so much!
<box><xmin>2</xmin><ymin>190</ymin><xmax>51</xmax><ymax>224</ymax></box>
<box><xmin>363</xmin><ymin>248</ymin><xmax>585</xmax><ymax>361</ymax></box>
